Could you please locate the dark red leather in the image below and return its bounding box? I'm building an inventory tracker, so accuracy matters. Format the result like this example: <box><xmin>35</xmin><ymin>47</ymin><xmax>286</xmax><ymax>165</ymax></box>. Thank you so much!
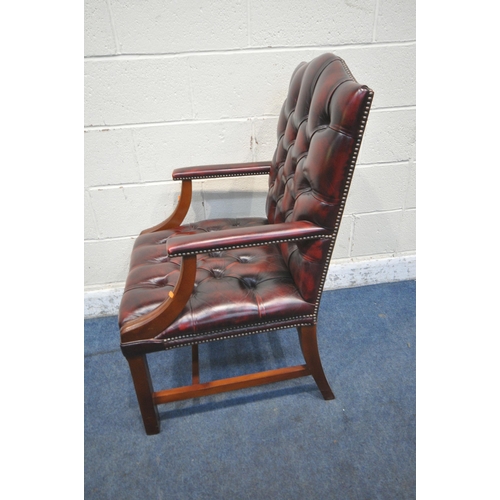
<box><xmin>119</xmin><ymin>53</ymin><xmax>373</xmax><ymax>354</ymax></box>
<box><xmin>173</xmin><ymin>161</ymin><xmax>272</xmax><ymax>180</ymax></box>
<box><xmin>266</xmin><ymin>53</ymin><xmax>373</xmax><ymax>302</ymax></box>
<box><xmin>166</xmin><ymin>221</ymin><xmax>329</xmax><ymax>257</ymax></box>
<box><xmin>119</xmin><ymin>218</ymin><xmax>317</xmax><ymax>354</ymax></box>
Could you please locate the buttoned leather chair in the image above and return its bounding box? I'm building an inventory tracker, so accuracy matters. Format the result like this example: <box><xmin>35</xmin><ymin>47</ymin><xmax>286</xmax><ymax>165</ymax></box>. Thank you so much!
<box><xmin>119</xmin><ymin>53</ymin><xmax>374</xmax><ymax>434</ymax></box>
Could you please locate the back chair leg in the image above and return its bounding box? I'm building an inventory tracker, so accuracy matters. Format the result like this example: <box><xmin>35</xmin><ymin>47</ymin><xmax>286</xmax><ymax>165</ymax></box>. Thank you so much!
<box><xmin>126</xmin><ymin>354</ymin><xmax>160</xmax><ymax>435</ymax></box>
<box><xmin>298</xmin><ymin>325</ymin><xmax>335</xmax><ymax>400</ymax></box>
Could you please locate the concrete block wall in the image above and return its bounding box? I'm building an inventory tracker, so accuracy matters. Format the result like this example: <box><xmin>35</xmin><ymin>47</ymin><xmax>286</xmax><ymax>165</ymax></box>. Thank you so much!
<box><xmin>84</xmin><ymin>0</ymin><xmax>416</xmax><ymax>316</ymax></box>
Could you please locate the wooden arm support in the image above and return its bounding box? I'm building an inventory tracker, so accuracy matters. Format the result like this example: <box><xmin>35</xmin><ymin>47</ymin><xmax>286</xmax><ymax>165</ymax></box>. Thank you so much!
<box><xmin>140</xmin><ymin>161</ymin><xmax>272</xmax><ymax>235</ymax></box>
<box><xmin>140</xmin><ymin>179</ymin><xmax>193</xmax><ymax>235</ymax></box>
<box><xmin>120</xmin><ymin>255</ymin><xmax>197</xmax><ymax>343</ymax></box>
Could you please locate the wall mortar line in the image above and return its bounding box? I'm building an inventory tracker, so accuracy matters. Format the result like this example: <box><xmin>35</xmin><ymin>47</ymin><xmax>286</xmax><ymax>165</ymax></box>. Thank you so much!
<box><xmin>83</xmin><ymin>40</ymin><xmax>417</xmax><ymax>62</ymax></box>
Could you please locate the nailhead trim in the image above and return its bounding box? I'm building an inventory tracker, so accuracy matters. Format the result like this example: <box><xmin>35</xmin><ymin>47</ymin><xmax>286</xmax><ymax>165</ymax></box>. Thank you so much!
<box><xmin>340</xmin><ymin>58</ymin><xmax>356</xmax><ymax>82</ymax></box>
<box><xmin>174</xmin><ymin>171</ymin><xmax>269</xmax><ymax>180</ymax></box>
<box><xmin>311</xmin><ymin>88</ymin><xmax>374</xmax><ymax>320</ymax></box>
<box><xmin>170</xmin><ymin>234</ymin><xmax>332</xmax><ymax>257</ymax></box>
<box><xmin>313</xmin><ymin>239</ymin><xmax>336</xmax><ymax>318</ymax></box>
<box><xmin>162</xmin><ymin>320</ymin><xmax>315</xmax><ymax>351</ymax></box>
<box><xmin>162</xmin><ymin>314</ymin><xmax>314</xmax><ymax>341</ymax></box>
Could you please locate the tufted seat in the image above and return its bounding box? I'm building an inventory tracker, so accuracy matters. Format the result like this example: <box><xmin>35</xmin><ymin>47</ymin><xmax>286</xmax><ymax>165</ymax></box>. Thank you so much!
<box><xmin>119</xmin><ymin>217</ymin><xmax>317</xmax><ymax>351</ymax></box>
<box><xmin>118</xmin><ymin>53</ymin><xmax>373</xmax><ymax>434</ymax></box>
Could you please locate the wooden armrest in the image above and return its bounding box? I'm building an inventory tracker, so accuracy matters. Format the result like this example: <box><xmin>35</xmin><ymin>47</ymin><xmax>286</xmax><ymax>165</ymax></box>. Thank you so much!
<box><xmin>140</xmin><ymin>162</ymin><xmax>272</xmax><ymax>235</ymax></box>
<box><xmin>120</xmin><ymin>255</ymin><xmax>197</xmax><ymax>343</ymax></box>
<box><xmin>140</xmin><ymin>179</ymin><xmax>193</xmax><ymax>235</ymax></box>
<box><xmin>172</xmin><ymin>161</ymin><xmax>272</xmax><ymax>180</ymax></box>
<box><xmin>166</xmin><ymin>221</ymin><xmax>331</xmax><ymax>257</ymax></box>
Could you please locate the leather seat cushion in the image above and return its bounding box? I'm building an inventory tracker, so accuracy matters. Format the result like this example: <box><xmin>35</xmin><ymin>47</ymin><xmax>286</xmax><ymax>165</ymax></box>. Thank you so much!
<box><xmin>118</xmin><ymin>217</ymin><xmax>316</xmax><ymax>345</ymax></box>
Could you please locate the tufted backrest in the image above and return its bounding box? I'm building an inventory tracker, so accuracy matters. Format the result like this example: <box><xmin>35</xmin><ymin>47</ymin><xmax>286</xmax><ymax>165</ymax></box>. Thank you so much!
<box><xmin>266</xmin><ymin>53</ymin><xmax>373</xmax><ymax>304</ymax></box>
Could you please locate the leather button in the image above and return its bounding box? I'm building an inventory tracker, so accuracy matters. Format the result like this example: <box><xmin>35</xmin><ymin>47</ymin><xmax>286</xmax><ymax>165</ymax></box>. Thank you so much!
<box><xmin>210</xmin><ymin>268</ymin><xmax>225</xmax><ymax>279</ymax></box>
<box><xmin>208</xmin><ymin>251</ymin><xmax>224</xmax><ymax>258</ymax></box>
<box><xmin>241</xmin><ymin>277</ymin><xmax>258</xmax><ymax>289</ymax></box>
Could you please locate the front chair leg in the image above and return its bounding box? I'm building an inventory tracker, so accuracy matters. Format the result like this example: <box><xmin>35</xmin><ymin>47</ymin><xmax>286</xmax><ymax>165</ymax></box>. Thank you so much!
<box><xmin>298</xmin><ymin>325</ymin><xmax>335</xmax><ymax>400</ymax></box>
<box><xmin>126</xmin><ymin>354</ymin><xmax>160</xmax><ymax>435</ymax></box>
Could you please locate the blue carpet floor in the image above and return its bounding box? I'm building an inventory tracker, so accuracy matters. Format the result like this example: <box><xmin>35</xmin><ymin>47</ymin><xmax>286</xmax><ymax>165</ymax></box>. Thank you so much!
<box><xmin>85</xmin><ymin>280</ymin><xmax>416</xmax><ymax>499</ymax></box>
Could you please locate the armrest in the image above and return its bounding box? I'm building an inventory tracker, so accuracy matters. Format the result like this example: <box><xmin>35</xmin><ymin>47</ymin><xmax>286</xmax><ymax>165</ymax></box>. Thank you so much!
<box><xmin>172</xmin><ymin>161</ymin><xmax>272</xmax><ymax>180</ymax></box>
<box><xmin>140</xmin><ymin>178</ymin><xmax>192</xmax><ymax>234</ymax></box>
<box><xmin>120</xmin><ymin>255</ymin><xmax>197</xmax><ymax>343</ymax></box>
<box><xmin>167</xmin><ymin>221</ymin><xmax>331</xmax><ymax>257</ymax></box>
<box><xmin>141</xmin><ymin>161</ymin><xmax>272</xmax><ymax>235</ymax></box>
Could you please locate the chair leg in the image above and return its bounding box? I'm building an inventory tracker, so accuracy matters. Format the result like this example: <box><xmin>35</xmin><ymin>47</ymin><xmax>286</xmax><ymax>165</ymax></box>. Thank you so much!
<box><xmin>126</xmin><ymin>354</ymin><xmax>160</xmax><ymax>435</ymax></box>
<box><xmin>298</xmin><ymin>325</ymin><xmax>335</xmax><ymax>400</ymax></box>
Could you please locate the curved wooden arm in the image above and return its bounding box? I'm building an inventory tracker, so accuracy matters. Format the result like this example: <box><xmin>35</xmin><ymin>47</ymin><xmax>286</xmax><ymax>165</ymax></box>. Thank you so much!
<box><xmin>140</xmin><ymin>162</ymin><xmax>271</xmax><ymax>234</ymax></box>
<box><xmin>120</xmin><ymin>255</ymin><xmax>197</xmax><ymax>343</ymax></box>
<box><xmin>140</xmin><ymin>179</ymin><xmax>192</xmax><ymax>235</ymax></box>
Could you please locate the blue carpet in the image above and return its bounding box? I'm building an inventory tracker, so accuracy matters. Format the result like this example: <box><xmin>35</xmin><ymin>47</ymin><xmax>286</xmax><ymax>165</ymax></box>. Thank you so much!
<box><xmin>85</xmin><ymin>280</ymin><xmax>416</xmax><ymax>499</ymax></box>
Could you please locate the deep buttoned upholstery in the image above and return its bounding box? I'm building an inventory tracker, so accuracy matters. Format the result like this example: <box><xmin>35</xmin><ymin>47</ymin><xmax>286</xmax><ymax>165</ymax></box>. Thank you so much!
<box><xmin>119</xmin><ymin>217</ymin><xmax>317</xmax><ymax>354</ymax></box>
<box><xmin>117</xmin><ymin>53</ymin><xmax>374</xmax><ymax>434</ymax></box>
<box><xmin>119</xmin><ymin>53</ymin><xmax>373</xmax><ymax>354</ymax></box>
<box><xmin>266</xmin><ymin>54</ymin><xmax>372</xmax><ymax>303</ymax></box>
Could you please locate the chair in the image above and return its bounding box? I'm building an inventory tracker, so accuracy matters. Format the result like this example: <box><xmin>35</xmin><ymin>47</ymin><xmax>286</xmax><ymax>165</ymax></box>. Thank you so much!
<box><xmin>119</xmin><ymin>53</ymin><xmax>374</xmax><ymax>434</ymax></box>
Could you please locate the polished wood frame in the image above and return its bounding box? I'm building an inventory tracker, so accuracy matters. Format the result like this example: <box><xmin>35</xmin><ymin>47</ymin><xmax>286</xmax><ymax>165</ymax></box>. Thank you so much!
<box><xmin>126</xmin><ymin>325</ymin><xmax>334</xmax><ymax>435</ymax></box>
<box><xmin>141</xmin><ymin>179</ymin><xmax>192</xmax><ymax>234</ymax></box>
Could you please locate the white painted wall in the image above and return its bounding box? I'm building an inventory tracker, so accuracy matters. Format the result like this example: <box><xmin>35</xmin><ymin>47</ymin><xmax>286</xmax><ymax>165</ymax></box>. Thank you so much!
<box><xmin>84</xmin><ymin>0</ymin><xmax>416</xmax><ymax>314</ymax></box>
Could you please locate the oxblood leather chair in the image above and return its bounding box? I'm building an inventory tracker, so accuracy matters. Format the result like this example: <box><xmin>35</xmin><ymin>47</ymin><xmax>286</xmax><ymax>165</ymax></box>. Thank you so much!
<box><xmin>119</xmin><ymin>53</ymin><xmax>374</xmax><ymax>435</ymax></box>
